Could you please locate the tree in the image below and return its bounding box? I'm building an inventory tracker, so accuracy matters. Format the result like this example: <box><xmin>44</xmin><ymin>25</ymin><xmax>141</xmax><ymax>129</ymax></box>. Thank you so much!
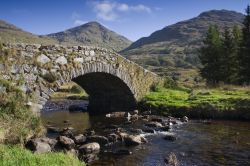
<box><xmin>239</xmin><ymin>5</ymin><xmax>250</xmax><ymax>84</ymax></box>
<box><xmin>199</xmin><ymin>25</ymin><xmax>222</xmax><ymax>85</ymax></box>
<box><xmin>220</xmin><ymin>27</ymin><xmax>239</xmax><ymax>84</ymax></box>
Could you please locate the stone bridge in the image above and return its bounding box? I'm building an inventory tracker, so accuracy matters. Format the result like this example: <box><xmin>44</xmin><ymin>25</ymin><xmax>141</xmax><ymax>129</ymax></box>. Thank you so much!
<box><xmin>0</xmin><ymin>43</ymin><xmax>161</xmax><ymax>114</ymax></box>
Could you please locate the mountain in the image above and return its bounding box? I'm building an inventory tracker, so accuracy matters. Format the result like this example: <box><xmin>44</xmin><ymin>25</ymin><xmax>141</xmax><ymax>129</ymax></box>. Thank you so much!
<box><xmin>0</xmin><ymin>20</ymin><xmax>131</xmax><ymax>52</ymax></box>
<box><xmin>0</xmin><ymin>20</ymin><xmax>57</xmax><ymax>44</ymax></box>
<box><xmin>47</xmin><ymin>21</ymin><xmax>132</xmax><ymax>51</ymax></box>
<box><xmin>121</xmin><ymin>10</ymin><xmax>244</xmax><ymax>74</ymax></box>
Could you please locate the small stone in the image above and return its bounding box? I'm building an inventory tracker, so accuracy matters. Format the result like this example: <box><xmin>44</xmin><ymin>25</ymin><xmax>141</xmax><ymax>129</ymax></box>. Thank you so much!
<box><xmin>181</xmin><ymin>116</ymin><xmax>189</xmax><ymax>122</ymax></box>
<box><xmin>36</xmin><ymin>54</ymin><xmax>50</xmax><ymax>64</ymax></box>
<box><xmin>89</xmin><ymin>50</ymin><xmax>95</xmax><ymax>56</ymax></box>
<box><xmin>55</xmin><ymin>56</ymin><xmax>67</xmax><ymax>65</ymax></box>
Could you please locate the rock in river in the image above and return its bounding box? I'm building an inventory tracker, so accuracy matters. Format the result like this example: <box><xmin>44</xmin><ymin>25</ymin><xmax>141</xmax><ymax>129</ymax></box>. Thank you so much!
<box><xmin>58</xmin><ymin>136</ymin><xmax>75</xmax><ymax>149</ymax></box>
<box><xmin>87</xmin><ymin>135</ymin><xmax>109</xmax><ymax>145</ymax></box>
<box><xmin>124</xmin><ymin>135</ymin><xmax>148</xmax><ymax>146</ymax></box>
<box><xmin>79</xmin><ymin>142</ymin><xmax>100</xmax><ymax>154</ymax></box>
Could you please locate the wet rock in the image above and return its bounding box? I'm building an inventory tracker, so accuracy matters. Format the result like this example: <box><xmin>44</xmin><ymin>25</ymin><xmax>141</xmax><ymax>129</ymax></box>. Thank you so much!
<box><xmin>73</xmin><ymin>134</ymin><xmax>87</xmax><ymax>144</ymax></box>
<box><xmin>107</xmin><ymin>133</ymin><xmax>119</xmax><ymax>143</ymax></box>
<box><xmin>142</xmin><ymin>128</ymin><xmax>155</xmax><ymax>133</ymax></box>
<box><xmin>114</xmin><ymin>149</ymin><xmax>132</xmax><ymax>155</ymax></box>
<box><xmin>104</xmin><ymin>124</ymin><xmax>119</xmax><ymax>130</ymax></box>
<box><xmin>69</xmin><ymin>105</ymin><xmax>87</xmax><ymax>112</ymax></box>
<box><xmin>79</xmin><ymin>142</ymin><xmax>100</xmax><ymax>154</ymax></box>
<box><xmin>133</xmin><ymin>110</ymin><xmax>139</xmax><ymax>114</ymax></box>
<box><xmin>163</xmin><ymin>135</ymin><xmax>177</xmax><ymax>141</ymax></box>
<box><xmin>26</xmin><ymin>139</ymin><xmax>51</xmax><ymax>154</ymax></box>
<box><xmin>131</xmin><ymin>114</ymin><xmax>139</xmax><ymax>121</ymax></box>
<box><xmin>47</xmin><ymin>126</ymin><xmax>60</xmax><ymax>133</ymax></box>
<box><xmin>87</xmin><ymin>135</ymin><xmax>109</xmax><ymax>145</ymax></box>
<box><xmin>106</xmin><ymin>112</ymin><xmax>126</xmax><ymax>118</ymax></box>
<box><xmin>130</xmin><ymin>128</ymin><xmax>143</xmax><ymax>134</ymax></box>
<box><xmin>58</xmin><ymin>136</ymin><xmax>75</xmax><ymax>149</ymax></box>
<box><xmin>84</xmin><ymin>129</ymin><xmax>95</xmax><ymax>136</ymax></box>
<box><xmin>164</xmin><ymin>152</ymin><xmax>178</xmax><ymax>166</ymax></box>
<box><xmin>60</xmin><ymin>127</ymin><xmax>74</xmax><ymax>138</ymax></box>
<box><xmin>117</xmin><ymin>132</ymin><xmax>129</xmax><ymax>141</ymax></box>
<box><xmin>160</xmin><ymin>126</ymin><xmax>170</xmax><ymax>131</ymax></box>
<box><xmin>145</xmin><ymin>122</ymin><xmax>163</xmax><ymax>128</ymax></box>
<box><xmin>80</xmin><ymin>153</ymin><xmax>99</xmax><ymax>163</ymax></box>
<box><xmin>141</xmin><ymin>110</ymin><xmax>151</xmax><ymax>115</ymax></box>
<box><xmin>181</xmin><ymin>116</ymin><xmax>188</xmax><ymax>122</ymax></box>
<box><xmin>124</xmin><ymin>135</ymin><xmax>148</xmax><ymax>146</ymax></box>
<box><xmin>151</xmin><ymin>117</ymin><xmax>164</xmax><ymax>123</ymax></box>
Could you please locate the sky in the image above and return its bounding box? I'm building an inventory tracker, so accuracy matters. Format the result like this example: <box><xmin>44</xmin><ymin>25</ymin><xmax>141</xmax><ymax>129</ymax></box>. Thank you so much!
<box><xmin>0</xmin><ymin>0</ymin><xmax>249</xmax><ymax>41</ymax></box>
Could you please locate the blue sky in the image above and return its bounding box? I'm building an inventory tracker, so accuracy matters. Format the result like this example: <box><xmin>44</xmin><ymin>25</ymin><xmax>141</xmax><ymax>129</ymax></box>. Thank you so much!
<box><xmin>0</xmin><ymin>0</ymin><xmax>249</xmax><ymax>41</ymax></box>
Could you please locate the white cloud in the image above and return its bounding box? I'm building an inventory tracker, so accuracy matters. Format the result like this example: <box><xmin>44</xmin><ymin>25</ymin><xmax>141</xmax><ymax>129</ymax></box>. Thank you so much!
<box><xmin>93</xmin><ymin>1</ymin><xmax>152</xmax><ymax>21</ymax></box>
<box><xmin>74</xmin><ymin>20</ymin><xmax>87</xmax><ymax>26</ymax></box>
<box><xmin>117</xmin><ymin>3</ymin><xmax>129</xmax><ymax>12</ymax></box>
<box><xmin>94</xmin><ymin>1</ymin><xmax>117</xmax><ymax>21</ymax></box>
<box><xmin>131</xmin><ymin>4</ymin><xmax>151</xmax><ymax>13</ymax></box>
<box><xmin>72</xmin><ymin>11</ymin><xmax>81</xmax><ymax>20</ymax></box>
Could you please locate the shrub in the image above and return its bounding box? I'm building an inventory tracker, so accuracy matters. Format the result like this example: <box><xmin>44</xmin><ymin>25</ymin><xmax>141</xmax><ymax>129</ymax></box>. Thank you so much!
<box><xmin>70</xmin><ymin>84</ymin><xmax>83</xmax><ymax>94</ymax></box>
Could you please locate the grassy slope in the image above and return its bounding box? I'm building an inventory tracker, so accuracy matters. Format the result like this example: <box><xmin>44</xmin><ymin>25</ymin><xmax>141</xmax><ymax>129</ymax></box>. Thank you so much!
<box><xmin>0</xmin><ymin>145</ymin><xmax>84</xmax><ymax>166</ymax></box>
<box><xmin>141</xmin><ymin>86</ymin><xmax>250</xmax><ymax>120</ymax></box>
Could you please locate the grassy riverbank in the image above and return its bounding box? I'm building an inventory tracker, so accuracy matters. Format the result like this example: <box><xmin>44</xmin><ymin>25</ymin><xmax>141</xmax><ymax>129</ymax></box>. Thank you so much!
<box><xmin>140</xmin><ymin>85</ymin><xmax>250</xmax><ymax>120</ymax></box>
<box><xmin>0</xmin><ymin>145</ymin><xmax>85</xmax><ymax>166</ymax></box>
<box><xmin>0</xmin><ymin>79</ymin><xmax>85</xmax><ymax>165</ymax></box>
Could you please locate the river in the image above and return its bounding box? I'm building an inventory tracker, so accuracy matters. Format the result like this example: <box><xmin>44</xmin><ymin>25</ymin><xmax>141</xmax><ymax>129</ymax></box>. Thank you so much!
<box><xmin>41</xmin><ymin>99</ymin><xmax>250</xmax><ymax>166</ymax></box>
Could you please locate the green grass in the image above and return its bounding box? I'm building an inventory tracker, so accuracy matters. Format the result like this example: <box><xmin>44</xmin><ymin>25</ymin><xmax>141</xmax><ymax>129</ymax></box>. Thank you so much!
<box><xmin>0</xmin><ymin>145</ymin><xmax>85</xmax><ymax>166</ymax></box>
<box><xmin>141</xmin><ymin>86</ymin><xmax>250</xmax><ymax>119</ymax></box>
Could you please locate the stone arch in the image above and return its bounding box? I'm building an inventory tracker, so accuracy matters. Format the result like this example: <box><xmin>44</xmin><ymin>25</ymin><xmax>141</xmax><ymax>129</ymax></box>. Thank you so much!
<box><xmin>0</xmin><ymin>44</ymin><xmax>161</xmax><ymax>113</ymax></box>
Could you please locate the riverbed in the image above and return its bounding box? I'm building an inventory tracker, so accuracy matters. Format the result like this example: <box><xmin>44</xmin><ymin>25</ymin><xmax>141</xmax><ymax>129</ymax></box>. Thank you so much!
<box><xmin>41</xmin><ymin>100</ymin><xmax>250</xmax><ymax>166</ymax></box>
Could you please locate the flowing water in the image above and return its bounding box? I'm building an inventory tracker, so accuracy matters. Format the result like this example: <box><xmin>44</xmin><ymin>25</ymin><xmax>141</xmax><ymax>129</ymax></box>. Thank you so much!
<box><xmin>41</xmin><ymin>100</ymin><xmax>250</xmax><ymax>166</ymax></box>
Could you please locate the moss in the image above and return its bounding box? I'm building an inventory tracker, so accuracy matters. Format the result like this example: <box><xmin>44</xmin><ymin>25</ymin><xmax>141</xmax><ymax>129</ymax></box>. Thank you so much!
<box><xmin>0</xmin><ymin>145</ymin><xmax>85</xmax><ymax>166</ymax></box>
<box><xmin>0</xmin><ymin>79</ymin><xmax>44</xmax><ymax>144</ymax></box>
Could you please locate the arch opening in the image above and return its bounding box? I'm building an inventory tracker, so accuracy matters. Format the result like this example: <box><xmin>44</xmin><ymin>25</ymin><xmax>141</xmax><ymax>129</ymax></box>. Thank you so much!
<box><xmin>72</xmin><ymin>72</ymin><xmax>137</xmax><ymax>115</ymax></box>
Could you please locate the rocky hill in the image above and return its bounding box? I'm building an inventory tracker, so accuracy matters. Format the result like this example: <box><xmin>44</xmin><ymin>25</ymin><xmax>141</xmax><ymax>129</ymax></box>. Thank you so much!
<box><xmin>0</xmin><ymin>20</ymin><xmax>131</xmax><ymax>52</ymax></box>
<box><xmin>121</xmin><ymin>10</ymin><xmax>244</xmax><ymax>72</ymax></box>
<box><xmin>47</xmin><ymin>21</ymin><xmax>132</xmax><ymax>52</ymax></box>
<box><xmin>0</xmin><ymin>20</ymin><xmax>58</xmax><ymax>45</ymax></box>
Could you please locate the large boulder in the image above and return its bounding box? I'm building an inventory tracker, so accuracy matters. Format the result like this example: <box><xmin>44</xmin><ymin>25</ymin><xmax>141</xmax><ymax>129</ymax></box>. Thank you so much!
<box><xmin>79</xmin><ymin>142</ymin><xmax>100</xmax><ymax>154</ymax></box>
<box><xmin>87</xmin><ymin>135</ymin><xmax>109</xmax><ymax>145</ymax></box>
<box><xmin>123</xmin><ymin>135</ymin><xmax>148</xmax><ymax>146</ymax></box>
<box><xmin>26</xmin><ymin>139</ymin><xmax>51</xmax><ymax>154</ymax></box>
<box><xmin>73</xmin><ymin>134</ymin><xmax>87</xmax><ymax>144</ymax></box>
<box><xmin>58</xmin><ymin>136</ymin><xmax>75</xmax><ymax>149</ymax></box>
